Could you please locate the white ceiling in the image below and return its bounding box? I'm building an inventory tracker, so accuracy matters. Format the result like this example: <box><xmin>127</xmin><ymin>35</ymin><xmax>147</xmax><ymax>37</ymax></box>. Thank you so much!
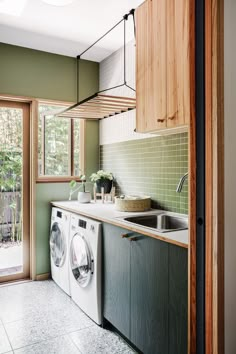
<box><xmin>0</xmin><ymin>0</ymin><xmax>143</xmax><ymax>62</ymax></box>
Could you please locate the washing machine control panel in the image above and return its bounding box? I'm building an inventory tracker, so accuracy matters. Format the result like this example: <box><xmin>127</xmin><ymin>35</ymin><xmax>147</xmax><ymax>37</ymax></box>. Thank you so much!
<box><xmin>78</xmin><ymin>219</ymin><xmax>87</xmax><ymax>229</ymax></box>
<box><xmin>70</xmin><ymin>215</ymin><xmax>100</xmax><ymax>236</ymax></box>
<box><xmin>57</xmin><ymin>210</ymin><xmax>62</xmax><ymax>218</ymax></box>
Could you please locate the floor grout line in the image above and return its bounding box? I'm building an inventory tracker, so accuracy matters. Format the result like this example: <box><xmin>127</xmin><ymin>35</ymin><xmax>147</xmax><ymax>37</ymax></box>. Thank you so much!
<box><xmin>0</xmin><ymin>279</ymin><xmax>32</xmax><ymax>288</ymax></box>
<box><xmin>65</xmin><ymin>323</ymin><xmax>96</xmax><ymax>336</ymax></box>
<box><xmin>67</xmin><ymin>334</ymin><xmax>83</xmax><ymax>354</ymax></box>
<box><xmin>1</xmin><ymin>305</ymin><xmax>92</xmax><ymax>325</ymax></box>
<box><xmin>2</xmin><ymin>320</ymin><xmax>14</xmax><ymax>353</ymax></box>
<box><xmin>8</xmin><ymin>332</ymin><xmax>81</xmax><ymax>353</ymax></box>
<box><xmin>4</xmin><ymin>320</ymin><xmax>95</xmax><ymax>352</ymax></box>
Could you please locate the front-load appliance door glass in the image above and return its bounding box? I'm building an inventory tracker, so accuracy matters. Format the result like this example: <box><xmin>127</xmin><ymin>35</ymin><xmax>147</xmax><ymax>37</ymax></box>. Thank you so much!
<box><xmin>70</xmin><ymin>233</ymin><xmax>93</xmax><ymax>288</ymax></box>
<box><xmin>50</xmin><ymin>222</ymin><xmax>66</xmax><ymax>267</ymax></box>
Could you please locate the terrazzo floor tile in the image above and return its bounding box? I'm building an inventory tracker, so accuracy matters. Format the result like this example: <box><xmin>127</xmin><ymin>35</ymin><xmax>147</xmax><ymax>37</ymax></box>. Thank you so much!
<box><xmin>0</xmin><ymin>281</ymin><xmax>80</xmax><ymax>324</ymax></box>
<box><xmin>0</xmin><ymin>324</ymin><xmax>12</xmax><ymax>354</ymax></box>
<box><xmin>14</xmin><ymin>335</ymin><xmax>81</xmax><ymax>354</ymax></box>
<box><xmin>69</xmin><ymin>325</ymin><xmax>136</xmax><ymax>354</ymax></box>
<box><xmin>0</xmin><ymin>281</ymin><xmax>66</xmax><ymax>323</ymax></box>
<box><xmin>54</xmin><ymin>307</ymin><xmax>94</xmax><ymax>333</ymax></box>
<box><xmin>0</xmin><ymin>280</ymin><xmax>135</xmax><ymax>353</ymax></box>
<box><xmin>4</xmin><ymin>314</ymin><xmax>66</xmax><ymax>350</ymax></box>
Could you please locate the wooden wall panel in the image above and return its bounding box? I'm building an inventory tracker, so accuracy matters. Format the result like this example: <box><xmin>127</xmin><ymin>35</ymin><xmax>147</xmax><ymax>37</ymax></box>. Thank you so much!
<box><xmin>205</xmin><ymin>0</ymin><xmax>224</xmax><ymax>353</ymax></box>
<box><xmin>188</xmin><ymin>0</ymin><xmax>196</xmax><ymax>352</ymax></box>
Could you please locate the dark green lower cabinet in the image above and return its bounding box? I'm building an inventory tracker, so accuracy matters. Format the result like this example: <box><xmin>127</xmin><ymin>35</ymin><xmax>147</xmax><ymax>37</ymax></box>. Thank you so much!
<box><xmin>130</xmin><ymin>235</ymin><xmax>169</xmax><ymax>354</ymax></box>
<box><xmin>168</xmin><ymin>244</ymin><xmax>188</xmax><ymax>354</ymax></box>
<box><xmin>102</xmin><ymin>223</ymin><xmax>131</xmax><ymax>339</ymax></box>
<box><xmin>103</xmin><ymin>223</ymin><xmax>188</xmax><ymax>354</ymax></box>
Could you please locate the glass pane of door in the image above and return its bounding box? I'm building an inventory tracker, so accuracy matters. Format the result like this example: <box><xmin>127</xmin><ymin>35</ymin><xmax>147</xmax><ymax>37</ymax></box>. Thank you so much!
<box><xmin>0</xmin><ymin>101</ymin><xmax>30</xmax><ymax>281</ymax></box>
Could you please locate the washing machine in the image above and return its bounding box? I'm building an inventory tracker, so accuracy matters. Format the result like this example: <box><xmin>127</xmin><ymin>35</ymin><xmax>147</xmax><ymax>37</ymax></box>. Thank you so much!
<box><xmin>69</xmin><ymin>214</ymin><xmax>102</xmax><ymax>325</ymax></box>
<box><xmin>50</xmin><ymin>207</ymin><xmax>71</xmax><ymax>296</ymax></box>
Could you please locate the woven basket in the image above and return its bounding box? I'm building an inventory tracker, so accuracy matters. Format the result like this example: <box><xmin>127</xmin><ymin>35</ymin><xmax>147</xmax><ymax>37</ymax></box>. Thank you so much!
<box><xmin>115</xmin><ymin>196</ymin><xmax>151</xmax><ymax>212</ymax></box>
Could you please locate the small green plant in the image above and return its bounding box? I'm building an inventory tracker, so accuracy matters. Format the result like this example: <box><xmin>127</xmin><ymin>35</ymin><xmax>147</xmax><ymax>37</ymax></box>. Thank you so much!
<box><xmin>90</xmin><ymin>170</ymin><xmax>113</xmax><ymax>182</ymax></box>
<box><xmin>69</xmin><ymin>175</ymin><xmax>86</xmax><ymax>200</ymax></box>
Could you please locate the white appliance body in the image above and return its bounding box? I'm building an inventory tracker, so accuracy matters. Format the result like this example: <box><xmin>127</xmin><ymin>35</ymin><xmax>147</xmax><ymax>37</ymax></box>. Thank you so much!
<box><xmin>50</xmin><ymin>207</ymin><xmax>71</xmax><ymax>295</ymax></box>
<box><xmin>69</xmin><ymin>214</ymin><xmax>102</xmax><ymax>325</ymax></box>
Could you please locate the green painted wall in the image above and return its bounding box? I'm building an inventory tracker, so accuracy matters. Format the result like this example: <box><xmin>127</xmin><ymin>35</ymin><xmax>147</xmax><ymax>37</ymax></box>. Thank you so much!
<box><xmin>0</xmin><ymin>43</ymin><xmax>99</xmax><ymax>102</ymax></box>
<box><xmin>0</xmin><ymin>43</ymin><xmax>99</xmax><ymax>275</ymax></box>
<box><xmin>36</xmin><ymin>183</ymin><xmax>71</xmax><ymax>275</ymax></box>
<box><xmin>85</xmin><ymin>121</ymin><xmax>100</xmax><ymax>178</ymax></box>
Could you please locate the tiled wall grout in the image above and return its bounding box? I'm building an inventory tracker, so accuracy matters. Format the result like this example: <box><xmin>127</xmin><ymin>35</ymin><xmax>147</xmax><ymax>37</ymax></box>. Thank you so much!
<box><xmin>100</xmin><ymin>133</ymin><xmax>189</xmax><ymax>214</ymax></box>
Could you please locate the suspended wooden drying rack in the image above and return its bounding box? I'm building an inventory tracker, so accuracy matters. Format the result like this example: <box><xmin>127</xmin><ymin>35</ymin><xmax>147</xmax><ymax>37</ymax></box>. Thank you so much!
<box><xmin>46</xmin><ymin>9</ymin><xmax>136</xmax><ymax>120</ymax></box>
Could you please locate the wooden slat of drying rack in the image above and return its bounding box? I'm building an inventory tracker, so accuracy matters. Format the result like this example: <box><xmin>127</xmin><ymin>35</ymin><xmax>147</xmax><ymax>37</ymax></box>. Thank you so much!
<box><xmin>45</xmin><ymin>93</ymin><xmax>136</xmax><ymax>120</ymax></box>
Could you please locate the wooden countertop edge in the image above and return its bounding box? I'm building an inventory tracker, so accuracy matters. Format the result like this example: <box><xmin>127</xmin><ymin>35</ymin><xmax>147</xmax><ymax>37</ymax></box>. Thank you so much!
<box><xmin>51</xmin><ymin>202</ymin><xmax>188</xmax><ymax>249</ymax></box>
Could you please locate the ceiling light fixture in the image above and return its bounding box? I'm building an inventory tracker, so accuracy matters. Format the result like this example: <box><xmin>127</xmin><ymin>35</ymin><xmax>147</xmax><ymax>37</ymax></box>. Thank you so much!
<box><xmin>0</xmin><ymin>0</ymin><xmax>27</xmax><ymax>16</ymax></box>
<box><xmin>41</xmin><ymin>0</ymin><xmax>74</xmax><ymax>7</ymax></box>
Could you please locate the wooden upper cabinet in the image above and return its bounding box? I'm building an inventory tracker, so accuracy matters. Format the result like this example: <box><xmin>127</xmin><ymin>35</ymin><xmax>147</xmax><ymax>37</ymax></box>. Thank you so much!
<box><xmin>136</xmin><ymin>0</ymin><xmax>191</xmax><ymax>132</ymax></box>
<box><xmin>167</xmin><ymin>0</ymin><xmax>190</xmax><ymax>128</ymax></box>
<box><xmin>136</xmin><ymin>0</ymin><xmax>167</xmax><ymax>132</ymax></box>
<box><xmin>136</xmin><ymin>0</ymin><xmax>154</xmax><ymax>132</ymax></box>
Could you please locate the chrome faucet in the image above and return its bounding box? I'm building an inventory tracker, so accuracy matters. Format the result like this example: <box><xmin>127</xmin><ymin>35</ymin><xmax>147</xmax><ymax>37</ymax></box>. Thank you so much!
<box><xmin>176</xmin><ymin>172</ymin><xmax>188</xmax><ymax>193</ymax></box>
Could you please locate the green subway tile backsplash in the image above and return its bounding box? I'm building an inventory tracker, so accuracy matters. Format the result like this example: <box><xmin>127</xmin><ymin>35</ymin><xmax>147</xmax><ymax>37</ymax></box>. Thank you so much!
<box><xmin>100</xmin><ymin>133</ymin><xmax>188</xmax><ymax>214</ymax></box>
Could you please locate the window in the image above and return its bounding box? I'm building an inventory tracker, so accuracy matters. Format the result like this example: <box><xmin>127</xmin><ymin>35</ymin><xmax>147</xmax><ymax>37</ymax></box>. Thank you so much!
<box><xmin>38</xmin><ymin>102</ymin><xmax>84</xmax><ymax>181</ymax></box>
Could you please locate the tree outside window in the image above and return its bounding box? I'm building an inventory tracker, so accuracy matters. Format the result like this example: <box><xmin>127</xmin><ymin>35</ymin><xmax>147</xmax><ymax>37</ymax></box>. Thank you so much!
<box><xmin>38</xmin><ymin>103</ymin><xmax>81</xmax><ymax>179</ymax></box>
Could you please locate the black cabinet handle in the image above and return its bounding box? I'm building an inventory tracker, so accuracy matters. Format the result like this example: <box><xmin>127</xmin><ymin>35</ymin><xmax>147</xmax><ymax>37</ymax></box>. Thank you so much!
<box><xmin>122</xmin><ymin>233</ymin><xmax>146</xmax><ymax>241</ymax></box>
<box><xmin>129</xmin><ymin>237</ymin><xmax>138</xmax><ymax>242</ymax></box>
<box><xmin>121</xmin><ymin>233</ymin><xmax>134</xmax><ymax>238</ymax></box>
<box><xmin>129</xmin><ymin>235</ymin><xmax>146</xmax><ymax>242</ymax></box>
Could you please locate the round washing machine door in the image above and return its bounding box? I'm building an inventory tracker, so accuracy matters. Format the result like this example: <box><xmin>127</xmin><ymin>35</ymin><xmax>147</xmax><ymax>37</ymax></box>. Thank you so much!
<box><xmin>50</xmin><ymin>222</ymin><xmax>66</xmax><ymax>267</ymax></box>
<box><xmin>70</xmin><ymin>233</ymin><xmax>93</xmax><ymax>288</ymax></box>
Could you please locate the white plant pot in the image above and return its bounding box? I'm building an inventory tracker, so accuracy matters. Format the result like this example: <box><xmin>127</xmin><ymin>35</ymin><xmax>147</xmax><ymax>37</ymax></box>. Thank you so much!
<box><xmin>78</xmin><ymin>191</ymin><xmax>91</xmax><ymax>203</ymax></box>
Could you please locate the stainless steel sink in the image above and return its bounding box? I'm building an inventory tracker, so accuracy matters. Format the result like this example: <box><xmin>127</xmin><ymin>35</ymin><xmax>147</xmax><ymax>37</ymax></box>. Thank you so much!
<box><xmin>123</xmin><ymin>213</ymin><xmax>188</xmax><ymax>233</ymax></box>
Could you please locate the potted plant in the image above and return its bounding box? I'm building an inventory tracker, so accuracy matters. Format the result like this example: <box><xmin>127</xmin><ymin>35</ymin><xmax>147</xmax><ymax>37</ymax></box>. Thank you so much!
<box><xmin>69</xmin><ymin>175</ymin><xmax>91</xmax><ymax>203</ymax></box>
<box><xmin>90</xmin><ymin>170</ymin><xmax>113</xmax><ymax>194</ymax></box>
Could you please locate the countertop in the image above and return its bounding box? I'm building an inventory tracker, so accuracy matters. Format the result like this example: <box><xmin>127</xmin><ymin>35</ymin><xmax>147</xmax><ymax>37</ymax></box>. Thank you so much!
<box><xmin>51</xmin><ymin>200</ymin><xmax>188</xmax><ymax>248</ymax></box>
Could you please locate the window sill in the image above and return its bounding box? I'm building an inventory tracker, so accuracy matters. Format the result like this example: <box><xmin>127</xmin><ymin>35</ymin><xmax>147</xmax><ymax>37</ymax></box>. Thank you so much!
<box><xmin>36</xmin><ymin>177</ymin><xmax>84</xmax><ymax>183</ymax></box>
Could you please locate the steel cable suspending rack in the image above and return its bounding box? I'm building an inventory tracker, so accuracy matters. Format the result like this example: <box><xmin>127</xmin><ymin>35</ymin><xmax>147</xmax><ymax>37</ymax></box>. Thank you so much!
<box><xmin>45</xmin><ymin>8</ymin><xmax>136</xmax><ymax>120</ymax></box>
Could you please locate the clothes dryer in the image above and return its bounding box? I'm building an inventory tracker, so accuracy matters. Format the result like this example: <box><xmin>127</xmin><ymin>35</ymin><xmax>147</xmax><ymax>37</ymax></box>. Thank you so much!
<box><xmin>69</xmin><ymin>214</ymin><xmax>102</xmax><ymax>324</ymax></box>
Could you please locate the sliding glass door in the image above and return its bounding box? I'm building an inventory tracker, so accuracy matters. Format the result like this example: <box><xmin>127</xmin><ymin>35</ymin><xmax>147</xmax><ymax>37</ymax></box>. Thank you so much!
<box><xmin>0</xmin><ymin>100</ymin><xmax>30</xmax><ymax>282</ymax></box>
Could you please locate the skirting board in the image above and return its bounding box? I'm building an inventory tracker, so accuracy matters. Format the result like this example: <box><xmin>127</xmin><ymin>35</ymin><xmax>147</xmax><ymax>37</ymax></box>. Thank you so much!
<box><xmin>35</xmin><ymin>273</ymin><xmax>51</xmax><ymax>281</ymax></box>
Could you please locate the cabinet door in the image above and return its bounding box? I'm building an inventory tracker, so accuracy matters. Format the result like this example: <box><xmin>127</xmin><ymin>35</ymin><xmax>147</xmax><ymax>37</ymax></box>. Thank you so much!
<box><xmin>169</xmin><ymin>244</ymin><xmax>188</xmax><ymax>354</ymax></box>
<box><xmin>136</xmin><ymin>0</ymin><xmax>167</xmax><ymax>132</ymax></box>
<box><xmin>167</xmin><ymin>0</ymin><xmax>190</xmax><ymax>127</ymax></box>
<box><xmin>130</xmin><ymin>235</ymin><xmax>169</xmax><ymax>354</ymax></box>
<box><xmin>136</xmin><ymin>0</ymin><xmax>191</xmax><ymax>132</ymax></box>
<box><xmin>151</xmin><ymin>0</ymin><xmax>167</xmax><ymax>130</ymax></box>
<box><xmin>102</xmin><ymin>223</ymin><xmax>131</xmax><ymax>339</ymax></box>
